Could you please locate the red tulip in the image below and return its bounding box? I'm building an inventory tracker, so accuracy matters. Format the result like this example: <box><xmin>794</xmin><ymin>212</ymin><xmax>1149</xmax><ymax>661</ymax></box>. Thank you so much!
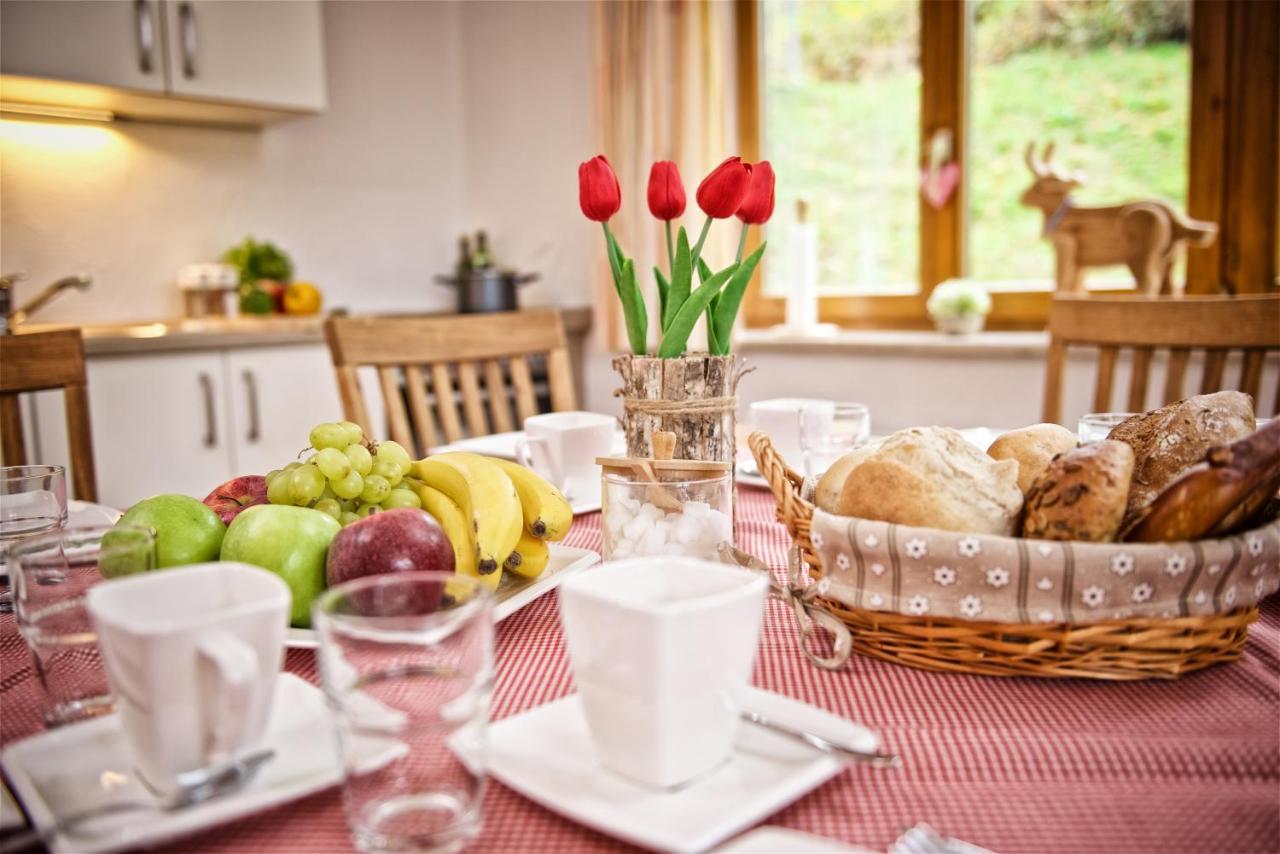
<box><xmin>579</xmin><ymin>155</ymin><xmax>621</xmax><ymax>222</ymax></box>
<box><xmin>696</xmin><ymin>157</ymin><xmax>753</xmax><ymax>219</ymax></box>
<box><xmin>735</xmin><ymin>161</ymin><xmax>775</xmax><ymax>225</ymax></box>
<box><xmin>646</xmin><ymin>161</ymin><xmax>686</xmax><ymax>220</ymax></box>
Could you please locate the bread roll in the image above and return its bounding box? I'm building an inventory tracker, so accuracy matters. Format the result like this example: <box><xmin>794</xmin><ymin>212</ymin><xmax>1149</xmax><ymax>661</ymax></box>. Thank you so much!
<box><xmin>1022</xmin><ymin>441</ymin><xmax>1135</xmax><ymax>541</ymax></box>
<box><xmin>1108</xmin><ymin>391</ymin><xmax>1255</xmax><ymax>524</ymax></box>
<box><xmin>987</xmin><ymin>423</ymin><xmax>1078</xmax><ymax>494</ymax></box>
<box><xmin>818</xmin><ymin>427</ymin><xmax>1023</xmax><ymax>535</ymax></box>
<box><xmin>814</xmin><ymin>440</ymin><xmax>882</xmax><ymax>511</ymax></box>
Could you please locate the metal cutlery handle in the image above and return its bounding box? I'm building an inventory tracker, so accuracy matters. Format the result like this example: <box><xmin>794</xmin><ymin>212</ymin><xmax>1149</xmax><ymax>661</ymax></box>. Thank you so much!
<box><xmin>741</xmin><ymin>709</ymin><xmax>901</xmax><ymax>768</ymax></box>
<box><xmin>179</xmin><ymin>2</ymin><xmax>197</xmax><ymax>79</ymax></box>
<box><xmin>198</xmin><ymin>372</ymin><xmax>216</xmax><ymax>448</ymax></box>
<box><xmin>133</xmin><ymin>0</ymin><xmax>154</xmax><ymax>74</ymax></box>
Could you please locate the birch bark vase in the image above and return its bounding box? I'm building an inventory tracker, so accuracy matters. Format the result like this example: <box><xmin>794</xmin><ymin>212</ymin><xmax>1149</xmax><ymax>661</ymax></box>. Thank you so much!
<box><xmin>612</xmin><ymin>353</ymin><xmax>751</xmax><ymax>464</ymax></box>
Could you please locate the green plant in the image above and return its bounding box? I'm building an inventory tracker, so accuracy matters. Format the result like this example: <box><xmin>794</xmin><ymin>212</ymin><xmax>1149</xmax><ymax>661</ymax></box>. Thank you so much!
<box><xmin>222</xmin><ymin>237</ymin><xmax>294</xmax><ymax>285</ymax></box>
<box><xmin>927</xmin><ymin>280</ymin><xmax>993</xmax><ymax>319</ymax></box>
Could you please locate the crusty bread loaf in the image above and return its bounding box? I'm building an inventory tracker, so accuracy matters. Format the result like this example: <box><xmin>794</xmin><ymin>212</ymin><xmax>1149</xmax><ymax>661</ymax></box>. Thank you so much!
<box><xmin>1107</xmin><ymin>391</ymin><xmax>1255</xmax><ymax>525</ymax></box>
<box><xmin>818</xmin><ymin>427</ymin><xmax>1023</xmax><ymax>535</ymax></box>
<box><xmin>987</xmin><ymin>423</ymin><xmax>1079</xmax><ymax>494</ymax></box>
<box><xmin>1022</xmin><ymin>441</ymin><xmax>1135</xmax><ymax>541</ymax></box>
<box><xmin>814</xmin><ymin>440</ymin><xmax>882</xmax><ymax>511</ymax></box>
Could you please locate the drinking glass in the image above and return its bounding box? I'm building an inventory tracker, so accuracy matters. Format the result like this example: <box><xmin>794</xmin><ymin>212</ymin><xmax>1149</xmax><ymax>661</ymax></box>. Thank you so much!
<box><xmin>11</xmin><ymin>524</ymin><xmax>156</xmax><ymax>727</ymax></box>
<box><xmin>1077</xmin><ymin>412</ymin><xmax>1134</xmax><ymax>444</ymax></box>
<box><xmin>798</xmin><ymin>403</ymin><xmax>872</xmax><ymax>478</ymax></box>
<box><xmin>314</xmin><ymin>573</ymin><xmax>494</xmax><ymax>853</ymax></box>
<box><xmin>0</xmin><ymin>465</ymin><xmax>69</xmax><ymax>614</ymax></box>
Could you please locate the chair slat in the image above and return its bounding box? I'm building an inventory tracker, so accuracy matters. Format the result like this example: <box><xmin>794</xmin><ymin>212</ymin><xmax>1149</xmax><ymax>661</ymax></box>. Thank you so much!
<box><xmin>402</xmin><ymin>365</ymin><xmax>437</xmax><ymax>456</ymax></box>
<box><xmin>63</xmin><ymin>384</ymin><xmax>98</xmax><ymax>502</ymax></box>
<box><xmin>1093</xmin><ymin>346</ymin><xmax>1118</xmax><ymax>412</ymax></box>
<box><xmin>334</xmin><ymin>366</ymin><xmax>370</xmax><ymax>435</ymax></box>
<box><xmin>0</xmin><ymin>395</ymin><xmax>27</xmax><ymax>467</ymax></box>
<box><xmin>432</xmin><ymin>364</ymin><xmax>464</xmax><ymax>444</ymax></box>
<box><xmin>509</xmin><ymin>357</ymin><xmax>538</xmax><ymax>422</ymax></box>
<box><xmin>1163</xmin><ymin>348</ymin><xmax>1190</xmax><ymax>405</ymax></box>
<box><xmin>377</xmin><ymin>366</ymin><xmax>414</xmax><ymax>450</ymax></box>
<box><xmin>457</xmin><ymin>362</ymin><xmax>488</xmax><ymax>437</ymax></box>
<box><xmin>1042</xmin><ymin>340</ymin><xmax>1066</xmax><ymax>425</ymax></box>
<box><xmin>1239</xmin><ymin>349</ymin><xmax>1264</xmax><ymax>401</ymax></box>
<box><xmin>483</xmin><ymin>360</ymin><xmax>514</xmax><ymax>433</ymax></box>
<box><xmin>546</xmin><ymin>347</ymin><xmax>577</xmax><ymax>411</ymax></box>
<box><xmin>1127</xmin><ymin>348</ymin><xmax>1152</xmax><ymax>412</ymax></box>
<box><xmin>1200</xmin><ymin>349</ymin><xmax>1227</xmax><ymax>395</ymax></box>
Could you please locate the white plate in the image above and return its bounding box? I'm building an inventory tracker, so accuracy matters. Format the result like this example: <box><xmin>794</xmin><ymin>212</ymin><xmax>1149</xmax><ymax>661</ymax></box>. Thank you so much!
<box><xmin>67</xmin><ymin>501</ymin><xmax>123</xmax><ymax>529</ymax></box>
<box><xmin>715</xmin><ymin>827</ymin><xmax>869</xmax><ymax>853</ymax></box>
<box><xmin>489</xmin><ymin>687</ymin><xmax>877</xmax><ymax>854</ymax></box>
<box><xmin>285</xmin><ymin>543</ymin><xmax>600</xmax><ymax>649</ymax></box>
<box><xmin>431</xmin><ymin>429</ymin><xmax>627</xmax><ymax>461</ymax></box>
<box><xmin>735</xmin><ymin>461</ymin><xmax>770</xmax><ymax>490</ymax></box>
<box><xmin>1</xmin><ymin>672</ymin><xmax>403</xmax><ymax>854</ymax></box>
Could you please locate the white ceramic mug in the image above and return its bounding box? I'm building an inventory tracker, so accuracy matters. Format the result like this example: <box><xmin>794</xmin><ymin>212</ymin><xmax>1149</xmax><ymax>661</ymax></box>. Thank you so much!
<box><xmin>558</xmin><ymin>557</ymin><xmax>768</xmax><ymax>789</ymax></box>
<box><xmin>748</xmin><ymin>398</ymin><xmax>835</xmax><ymax>468</ymax></box>
<box><xmin>516</xmin><ymin>411</ymin><xmax>617</xmax><ymax>501</ymax></box>
<box><xmin>87</xmin><ymin>562</ymin><xmax>290</xmax><ymax>793</ymax></box>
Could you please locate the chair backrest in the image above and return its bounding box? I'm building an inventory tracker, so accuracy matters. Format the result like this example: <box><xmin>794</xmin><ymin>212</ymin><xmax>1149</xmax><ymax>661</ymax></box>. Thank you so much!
<box><xmin>325</xmin><ymin>309</ymin><xmax>578</xmax><ymax>456</ymax></box>
<box><xmin>1042</xmin><ymin>293</ymin><xmax>1280</xmax><ymax>425</ymax></box>
<box><xmin>0</xmin><ymin>329</ymin><xmax>97</xmax><ymax>501</ymax></box>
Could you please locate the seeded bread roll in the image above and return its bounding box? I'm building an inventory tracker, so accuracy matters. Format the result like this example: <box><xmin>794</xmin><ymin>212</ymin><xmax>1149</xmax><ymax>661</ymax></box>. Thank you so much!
<box><xmin>1107</xmin><ymin>391</ymin><xmax>1255</xmax><ymax>525</ymax></box>
<box><xmin>987</xmin><ymin>423</ymin><xmax>1079</xmax><ymax>494</ymax></box>
<box><xmin>818</xmin><ymin>426</ymin><xmax>1023</xmax><ymax>535</ymax></box>
<box><xmin>1022</xmin><ymin>440</ymin><xmax>1135</xmax><ymax>542</ymax></box>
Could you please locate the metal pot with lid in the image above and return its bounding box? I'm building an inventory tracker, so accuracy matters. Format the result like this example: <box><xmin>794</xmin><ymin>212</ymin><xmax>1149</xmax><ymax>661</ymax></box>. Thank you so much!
<box><xmin>435</xmin><ymin>269</ymin><xmax>538</xmax><ymax>314</ymax></box>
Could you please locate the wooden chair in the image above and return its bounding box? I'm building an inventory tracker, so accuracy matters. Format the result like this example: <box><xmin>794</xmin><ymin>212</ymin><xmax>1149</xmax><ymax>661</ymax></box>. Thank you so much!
<box><xmin>1042</xmin><ymin>293</ymin><xmax>1280</xmax><ymax>425</ymax></box>
<box><xmin>0</xmin><ymin>329</ymin><xmax>98</xmax><ymax>501</ymax></box>
<box><xmin>325</xmin><ymin>309</ymin><xmax>578</xmax><ymax>456</ymax></box>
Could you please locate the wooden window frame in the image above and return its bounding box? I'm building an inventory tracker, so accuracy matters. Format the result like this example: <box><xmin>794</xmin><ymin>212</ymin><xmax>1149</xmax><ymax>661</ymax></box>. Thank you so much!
<box><xmin>739</xmin><ymin>0</ymin><xmax>1279</xmax><ymax>332</ymax></box>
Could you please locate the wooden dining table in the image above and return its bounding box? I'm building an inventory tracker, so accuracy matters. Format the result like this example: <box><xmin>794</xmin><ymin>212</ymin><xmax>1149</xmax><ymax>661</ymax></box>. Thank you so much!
<box><xmin>2</xmin><ymin>487</ymin><xmax>1278</xmax><ymax>852</ymax></box>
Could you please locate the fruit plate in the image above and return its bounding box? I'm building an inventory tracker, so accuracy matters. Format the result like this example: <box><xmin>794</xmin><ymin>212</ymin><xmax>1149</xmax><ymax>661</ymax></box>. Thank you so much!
<box><xmin>284</xmin><ymin>543</ymin><xmax>599</xmax><ymax>649</ymax></box>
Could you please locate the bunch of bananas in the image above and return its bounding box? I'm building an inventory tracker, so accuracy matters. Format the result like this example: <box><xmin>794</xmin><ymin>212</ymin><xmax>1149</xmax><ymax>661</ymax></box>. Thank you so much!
<box><xmin>407</xmin><ymin>452</ymin><xmax>572</xmax><ymax>589</ymax></box>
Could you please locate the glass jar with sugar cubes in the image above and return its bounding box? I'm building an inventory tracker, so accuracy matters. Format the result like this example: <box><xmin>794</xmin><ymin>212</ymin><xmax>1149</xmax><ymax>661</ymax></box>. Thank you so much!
<box><xmin>598</xmin><ymin>431</ymin><xmax>734</xmax><ymax>562</ymax></box>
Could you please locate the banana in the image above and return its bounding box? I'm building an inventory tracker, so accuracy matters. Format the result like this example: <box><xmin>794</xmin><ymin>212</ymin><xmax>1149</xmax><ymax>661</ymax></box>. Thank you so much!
<box><xmin>415</xmin><ymin>453</ymin><xmax>522</xmax><ymax>579</ymax></box>
<box><xmin>504</xmin><ymin>529</ymin><xmax>550</xmax><ymax>580</ymax></box>
<box><xmin>489</xmin><ymin>457</ymin><xmax>573</xmax><ymax>541</ymax></box>
<box><xmin>414</xmin><ymin>483</ymin><xmax>498</xmax><ymax>591</ymax></box>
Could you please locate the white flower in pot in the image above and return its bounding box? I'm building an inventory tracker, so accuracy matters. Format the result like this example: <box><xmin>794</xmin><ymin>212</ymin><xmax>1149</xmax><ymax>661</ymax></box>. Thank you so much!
<box><xmin>927</xmin><ymin>279</ymin><xmax>992</xmax><ymax>335</ymax></box>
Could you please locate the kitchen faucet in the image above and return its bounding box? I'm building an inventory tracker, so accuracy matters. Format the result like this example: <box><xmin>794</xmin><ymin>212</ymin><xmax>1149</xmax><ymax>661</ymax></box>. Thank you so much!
<box><xmin>0</xmin><ymin>272</ymin><xmax>93</xmax><ymax>333</ymax></box>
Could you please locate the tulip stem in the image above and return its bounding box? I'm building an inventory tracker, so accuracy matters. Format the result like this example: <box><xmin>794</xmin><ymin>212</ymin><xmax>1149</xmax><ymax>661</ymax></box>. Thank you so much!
<box><xmin>602</xmin><ymin>222</ymin><xmax>622</xmax><ymax>284</ymax></box>
<box><xmin>735</xmin><ymin>222</ymin><xmax>750</xmax><ymax>265</ymax></box>
<box><xmin>664</xmin><ymin>220</ymin><xmax>675</xmax><ymax>275</ymax></box>
<box><xmin>690</xmin><ymin>217</ymin><xmax>713</xmax><ymax>275</ymax></box>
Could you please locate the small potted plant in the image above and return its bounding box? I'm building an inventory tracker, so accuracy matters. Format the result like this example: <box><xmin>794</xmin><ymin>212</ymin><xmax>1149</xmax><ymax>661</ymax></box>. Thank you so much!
<box><xmin>927</xmin><ymin>279</ymin><xmax>992</xmax><ymax>335</ymax></box>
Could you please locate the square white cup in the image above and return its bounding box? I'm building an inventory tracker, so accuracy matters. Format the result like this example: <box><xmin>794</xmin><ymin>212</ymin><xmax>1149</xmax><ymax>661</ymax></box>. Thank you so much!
<box><xmin>87</xmin><ymin>562</ymin><xmax>290</xmax><ymax>794</ymax></box>
<box><xmin>517</xmin><ymin>411</ymin><xmax>617</xmax><ymax>502</ymax></box>
<box><xmin>747</xmin><ymin>398</ymin><xmax>835</xmax><ymax>469</ymax></box>
<box><xmin>558</xmin><ymin>557</ymin><xmax>768</xmax><ymax>789</ymax></box>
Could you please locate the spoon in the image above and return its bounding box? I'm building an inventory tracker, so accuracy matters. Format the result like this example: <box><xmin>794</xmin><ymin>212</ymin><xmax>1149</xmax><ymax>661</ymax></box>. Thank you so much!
<box><xmin>0</xmin><ymin>748</ymin><xmax>275</xmax><ymax>853</ymax></box>
<box><xmin>740</xmin><ymin>710</ymin><xmax>900</xmax><ymax>768</ymax></box>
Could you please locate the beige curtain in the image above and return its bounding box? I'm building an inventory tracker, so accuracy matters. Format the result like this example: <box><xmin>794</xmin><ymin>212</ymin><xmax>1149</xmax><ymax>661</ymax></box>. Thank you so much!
<box><xmin>593</xmin><ymin>0</ymin><xmax>743</xmax><ymax>351</ymax></box>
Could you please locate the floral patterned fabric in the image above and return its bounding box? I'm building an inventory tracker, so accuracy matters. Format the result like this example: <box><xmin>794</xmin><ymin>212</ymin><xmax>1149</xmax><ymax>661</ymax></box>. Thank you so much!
<box><xmin>809</xmin><ymin>510</ymin><xmax>1280</xmax><ymax>624</ymax></box>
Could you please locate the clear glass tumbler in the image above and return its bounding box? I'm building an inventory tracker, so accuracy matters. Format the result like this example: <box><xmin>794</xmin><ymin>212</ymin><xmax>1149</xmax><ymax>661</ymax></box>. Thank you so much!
<box><xmin>12</xmin><ymin>524</ymin><xmax>156</xmax><ymax>727</ymax></box>
<box><xmin>0</xmin><ymin>464</ymin><xmax>69</xmax><ymax>614</ymax></box>
<box><xmin>314</xmin><ymin>573</ymin><xmax>494</xmax><ymax>853</ymax></box>
<box><xmin>602</xmin><ymin>471</ymin><xmax>734</xmax><ymax>561</ymax></box>
<box><xmin>799</xmin><ymin>402</ymin><xmax>872</xmax><ymax>478</ymax></box>
<box><xmin>1077</xmin><ymin>412</ymin><xmax>1135</xmax><ymax>444</ymax></box>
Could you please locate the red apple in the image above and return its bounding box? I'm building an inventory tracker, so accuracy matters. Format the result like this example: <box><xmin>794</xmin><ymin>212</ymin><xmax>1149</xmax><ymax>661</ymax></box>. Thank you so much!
<box><xmin>326</xmin><ymin>509</ymin><xmax>454</xmax><ymax>616</ymax></box>
<box><xmin>203</xmin><ymin>475</ymin><xmax>268</xmax><ymax>525</ymax></box>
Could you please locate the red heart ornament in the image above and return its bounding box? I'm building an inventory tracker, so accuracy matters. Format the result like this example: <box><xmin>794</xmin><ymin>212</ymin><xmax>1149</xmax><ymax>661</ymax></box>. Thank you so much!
<box><xmin>920</xmin><ymin>161</ymin><xmax>961</xmax><ymax>210</ymax></box>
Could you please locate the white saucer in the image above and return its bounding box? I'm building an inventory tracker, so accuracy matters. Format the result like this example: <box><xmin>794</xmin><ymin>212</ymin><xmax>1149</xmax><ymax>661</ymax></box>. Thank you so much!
<box><xmin>285</xmin><ymin>544</ymin><xmax>599</xmax><ymax>649</ymax></box>
<box><xmin>66</xmin><ymin>500</ymin><xmax>123</xmax><ymax>529</ymax></box>
<box><xmin>715</xmin><ymin>826</ymin><xmax>870</xmax><ymax>853</ymax></box>
<box><xmin>490</xmin><ymin>687</ymin><xmax>877</xmax><ymax>853</ymax></box>
<box><xmin>1</xmin><ymin>672</ymin><xmax>404</xmax><ymax>854</ymax></box>
<box><xmin>431</xmin><ymin>429</ymin><xmax>627</xmax><ymax>461</ymax></box>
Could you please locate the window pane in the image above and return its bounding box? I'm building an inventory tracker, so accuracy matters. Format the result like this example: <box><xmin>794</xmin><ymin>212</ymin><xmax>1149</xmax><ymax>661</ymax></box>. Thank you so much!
<box><xmin>967</xmin><ymin>0</ymin><xmax>1190</xmax><ymax>285</ymax></box>
<box><xmin>762</xmin><ymin>0</ymin><xmax>920</xmax><ymax>296</ymax></box>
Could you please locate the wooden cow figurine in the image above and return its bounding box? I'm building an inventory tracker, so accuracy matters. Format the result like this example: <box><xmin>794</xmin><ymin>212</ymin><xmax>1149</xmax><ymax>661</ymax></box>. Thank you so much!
<box><xmin>1020</xmin><ymin>142</ymin><xmax>1217</xmax><ymax>295</ymax></box>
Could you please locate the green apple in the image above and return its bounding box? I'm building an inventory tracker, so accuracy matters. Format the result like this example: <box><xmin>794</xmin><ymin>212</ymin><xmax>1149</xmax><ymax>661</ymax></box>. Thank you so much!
<box><xmin>220</xmin><ymin>504</ymin><xmax>341</xmax><ymax>627</ymax></box>
<box><xmin>111</xmin><ymin>494</ymin><xmax>225</xmax><ymax>573</ymax></box>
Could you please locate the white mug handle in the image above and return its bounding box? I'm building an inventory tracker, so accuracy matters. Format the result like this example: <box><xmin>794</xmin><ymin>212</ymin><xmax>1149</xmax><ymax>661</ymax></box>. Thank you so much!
<box><xmin>516</xmin><ymin>436</ymin><xmax>563</xmax><ymax>490</ymax></box>
<box><xmin>196</xmin><ymin>631</ymin><xmax>260</xmax><ymax>763</ymax></box>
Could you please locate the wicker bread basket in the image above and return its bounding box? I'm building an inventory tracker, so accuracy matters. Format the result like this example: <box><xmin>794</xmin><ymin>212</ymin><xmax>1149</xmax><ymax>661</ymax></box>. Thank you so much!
<box><xmin>748</xmin><ymin>431</ymin><xmax>1273</xmax><ymax>680</ymax></box>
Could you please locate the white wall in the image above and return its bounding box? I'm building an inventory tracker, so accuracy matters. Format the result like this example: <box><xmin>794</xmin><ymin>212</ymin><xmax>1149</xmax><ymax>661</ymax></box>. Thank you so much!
<box><xmin>0</xmin><ymin>0</ymin><xmax>598</xmax><ymax>323</ymax></box>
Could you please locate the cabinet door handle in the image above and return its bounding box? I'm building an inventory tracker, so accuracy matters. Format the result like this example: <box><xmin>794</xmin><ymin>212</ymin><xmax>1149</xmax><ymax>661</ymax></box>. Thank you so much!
<box><xmin>179</xmin><ymin>2</ymin><xmax>198</xmax><ymax>79</ymax></box>
<box><xmin>242</xmin><ymin>370</ymin><xmax>261</xmax><ymax>443</ymax></box>
<box><xmin>134</xmin><ymin>0</ymin><xmax>154</xmax><ymax>74</ymax></box>
<box><xmin>198</xmin><ymin>372</ymin><xmax>216</xmax><ymax>448</ymax></box>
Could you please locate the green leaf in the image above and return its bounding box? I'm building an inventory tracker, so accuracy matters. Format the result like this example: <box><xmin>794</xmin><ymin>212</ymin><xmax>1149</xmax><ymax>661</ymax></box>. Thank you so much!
<box><xmin>696</xmin><ymin>259</ymin><xmax>721</xmax><ymax>353</ymax></box>
<box><xmin>711</xmin><ymin>241</ymin><xmax>766</xmax><ymax>355</ymax></box>
<box><xmin>657</xmin><ymin>263</ymin><xmax>737</xmax><ymax>358</ymax></box>
<box><xmin>620</xmin><ymin>259</ymin><xmax>647</xmax><ymax>355</ymax></box>
<box><xmin>604</xmin><ymin>227</ymin><xmax>624</xmax><ymax>290</ymax></box>
<box><xmin>654</xmin><ymin>267</ymin><xmax>670</xmax><ymax>334</ymax></box>
<box><xmin>665</xmin><ymin>227</ymin><xmax>692</xmax><ymax>332</ymax></box>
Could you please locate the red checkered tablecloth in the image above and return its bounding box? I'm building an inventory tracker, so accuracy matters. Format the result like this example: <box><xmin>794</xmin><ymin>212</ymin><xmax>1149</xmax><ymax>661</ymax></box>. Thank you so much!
<box><xmin>2</xmin><ymin>489</ymin><xmax>1278</xmax><ymax>853</ymax></box>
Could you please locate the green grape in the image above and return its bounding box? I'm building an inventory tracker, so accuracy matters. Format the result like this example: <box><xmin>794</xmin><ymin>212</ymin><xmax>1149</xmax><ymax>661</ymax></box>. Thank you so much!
<box><xmin>331</xmin><ymin>470</ymin><xmax>364</xmax><ymax>500</ymax></box>
<box><xmin>314</xmin><ymin>447</ymin><xmax>351</xmax><ymax>480</ymax></box>
<box><xmin>266</xmin><ymin>468</ymin><xmax>283</xmax><ymax>483</ymax></box>
<box><xmin>309</xmin><ymin>422</ymin><xmax>348</xmax><ymax>450</ymax></box>
<box><xmin>339</xmin><ymin>511</ymin><xmax>360</xmax><ymax>526</ymax></box>
<box><xmin>314</xmin><ymin>498</ymin><xmax>342</xmax><ymax>519</ymax></box>
<box><xmin>376</xmin><ymin>440</ymin><xmax>412</xmax><ymax>472</ymax></box>
<box><xmin>344</xmin><ymin>444</ymin><xmax>373</xmax><ymax>477</ymax></box>
<box><xmin>381</xmin><ymin>489</ymin><xmax>422</xmax><ymax>510</ymax></box>
<box><xmin>371</xmin><ymin>458</ymin><xmax>403</xmax><ymax>487</ymax></box>
<box><xmin>356</xmin><ymin>503</ymin><xmax>381</xmax><ymax>519</ymax></box>
<box><xmin>267</xmin><ymin>473</ymin><xmax>293</xmax><ymax>505</ymax></box>
<box><xmin>289</xmin><ymin>463</ymin><xmax>326</xmax><ymax>505</ymax></box>
<box><xmin>319</xmin><ymin>484</ymin><xmax>338</xmax><ymax>502</ymax></box>
<box><xmin>360</xmin><ymin>474</ymin><xmax>391</xmax><ymax>504</ymax></box>
<box><xmin>284</xmin><ymin>460</ymin><xmax>302</xmax><ymax>471</ymax></box>
<box><xmin>338</xmin><ymin>421</ymin><xmax>365</xmax><ymax>446</ymax></box>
